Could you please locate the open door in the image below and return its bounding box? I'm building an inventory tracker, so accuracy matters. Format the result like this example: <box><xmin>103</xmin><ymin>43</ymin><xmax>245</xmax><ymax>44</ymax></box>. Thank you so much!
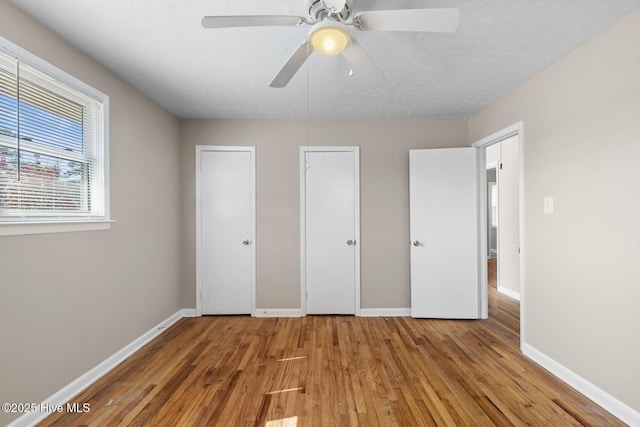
<box><xmin>410</xmin><ymin>148</ymin><xmax>479</xmax><ymax>318</ymax></box>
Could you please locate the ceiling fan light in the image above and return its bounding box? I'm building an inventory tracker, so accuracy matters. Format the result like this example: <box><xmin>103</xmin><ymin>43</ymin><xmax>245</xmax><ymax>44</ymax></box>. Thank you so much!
<box><xmin>309</xmin><ymin>21</ymin><xmax>351</xmax><ymax>56</ymax></box>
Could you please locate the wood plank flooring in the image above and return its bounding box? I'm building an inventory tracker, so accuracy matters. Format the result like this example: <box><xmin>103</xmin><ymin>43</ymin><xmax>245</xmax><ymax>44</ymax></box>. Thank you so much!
<box><xmin>40</xmin><ymin>286</ymin><xmax>623</xmax><ymax>426</ymax></box>
<box><xmin>488</xmin><ymin>257</ymin><xmax>497</xmax><ymax>288</ymax></box>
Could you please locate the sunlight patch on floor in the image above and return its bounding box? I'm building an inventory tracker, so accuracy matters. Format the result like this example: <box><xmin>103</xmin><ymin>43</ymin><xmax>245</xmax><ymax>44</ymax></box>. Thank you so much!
<box><xmin>266</xmin><ymin>387</ymin><xmax>304</xmax><ymax>395</ymax></box>
<box><xmin>277</xmin><ymin>356</ymin><xmax>307</xmax><ymax>362</ymax></box>
<box><xmin>265</xmin><ymin>416</ymin><xmax>298</xmax><ymax>427</ymax></box>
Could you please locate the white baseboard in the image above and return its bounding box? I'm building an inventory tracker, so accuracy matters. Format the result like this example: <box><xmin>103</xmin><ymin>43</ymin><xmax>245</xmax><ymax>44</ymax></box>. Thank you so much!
<box><xmin>180</xmin><ymin>308</ymin><xmax>197</xmax><ymax>317</ymax></box>
<box><xmin>359</xmin><ymin>308</ymin><xmax>411</xmax><ymax>317</ymax></box>
<box><xmin>253</xmin><ymin>308</ymin><xmax>413</xmax><ymax>318</ymax></box>
<box><xmin>523</xmin><ymin>343</ymin><xmax>640</xmax><ymax>426</ymax></box>
<box><xmin>254</xmin><ymin>308</ymin><xmax>304</xmax><ymax>317</ymax></box>
<box><xmin>254</xmin><ymin>308</ymin><xmax>413</xmax><ymax>317</ymax></box>
<box><xmin>497</xmin><ymin>286</ymin><xmax>521</xmax><ymax>301</ymax></box>
<box><xmin>8</xmin><ymin>309</ymin><xmax>191</xmax><ymax>427</ymax></box>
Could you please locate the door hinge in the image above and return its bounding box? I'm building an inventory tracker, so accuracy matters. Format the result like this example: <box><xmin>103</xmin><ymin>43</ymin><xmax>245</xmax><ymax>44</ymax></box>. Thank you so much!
<box><xmin>500</xmin><ymin>163</ymin><xmax>503</xmax><ymax>170</ymax></box>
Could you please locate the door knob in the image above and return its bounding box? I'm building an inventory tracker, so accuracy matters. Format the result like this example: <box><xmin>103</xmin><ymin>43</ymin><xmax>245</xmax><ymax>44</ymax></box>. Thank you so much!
<box><xmin>347</xmin><ymin>239</ymin><xmax>354</xmax><ymax>246</ymax></box>
<box><xmin>413</xmin><ymin>240</ymin><xmax>420</xmax><ymax>247</ymax></box>
<box><xmin>242</xmin><ymin>239</ymin><xmax>250</xmax><ymax>246</ymax></box>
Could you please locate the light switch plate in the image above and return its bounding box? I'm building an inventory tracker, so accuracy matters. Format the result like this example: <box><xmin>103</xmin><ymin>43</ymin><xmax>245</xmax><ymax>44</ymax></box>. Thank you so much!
<box><xmin>544</xmin><ymin>197</ymin><xmax>554</xmax><ymax>214</ymax></box>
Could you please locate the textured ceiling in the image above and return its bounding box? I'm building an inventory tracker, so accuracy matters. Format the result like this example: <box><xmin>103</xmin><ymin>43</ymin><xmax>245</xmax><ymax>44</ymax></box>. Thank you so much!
<box><xmin>10</xmin><ymin>0</ymin><xmax>640</xmax><ymax>120</ymax></box>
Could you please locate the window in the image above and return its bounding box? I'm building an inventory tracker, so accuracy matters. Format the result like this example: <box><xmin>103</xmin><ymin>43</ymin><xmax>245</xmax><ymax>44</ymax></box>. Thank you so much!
<box><xmin>0</xmin><ymin>38</ymin><xmax>109</xmax><ymax>233</ymax></box>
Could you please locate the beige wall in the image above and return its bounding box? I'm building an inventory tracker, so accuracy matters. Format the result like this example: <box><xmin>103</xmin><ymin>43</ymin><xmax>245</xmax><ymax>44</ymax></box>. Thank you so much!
<box><xmin>469</xmin><ymin>8</ymin><xmax>640</xmax><ymax>414</ymax></box>
<box><xmin>0</xmin><ymin>4</ymin><xmax>182</xmax><ymax>425</ymax></box>
<box><xmin>180</xmin><ymin>118</ymin><xmax>467</xmax><ymax>310</ymax></box>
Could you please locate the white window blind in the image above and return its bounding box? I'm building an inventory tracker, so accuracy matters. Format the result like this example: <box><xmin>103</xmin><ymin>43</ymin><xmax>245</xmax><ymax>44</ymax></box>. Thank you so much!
<box><xmin>0</xmin><ymin>47</ymin><xmax>107</xmax><ymax>221</ymax></box>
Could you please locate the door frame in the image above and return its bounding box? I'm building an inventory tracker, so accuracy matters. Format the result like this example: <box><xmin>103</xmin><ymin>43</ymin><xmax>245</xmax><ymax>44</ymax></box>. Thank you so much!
<box><xmin>195</xmin><ymin>145</ymin><xmax>256</xmax><ymax>317</ymax></box>
<box><xmin>472</xmin><ymin>122</ymin><xmax>525</xmax><ymax>349</ymax></box>
<box><xmin>299</xmin><ymin>146</ymin><xmax>361</xmax><ymax>316</ymax></box>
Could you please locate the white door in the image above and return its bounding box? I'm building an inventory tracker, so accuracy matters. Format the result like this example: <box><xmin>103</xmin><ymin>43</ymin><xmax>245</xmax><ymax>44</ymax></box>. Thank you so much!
<box><xmin>302</xmin><ymin>148</ymin><xmax>360</xmax><ymax>315</ymax></box>
<box><xmin>409</xmin><ymin>148</ymin><xmax>479</xmax><ymax>318</ymax></box>
<box><xmin>197</xmin><ymin>147</ymin><xmax>255</xmax><ymax>315</ymax></box>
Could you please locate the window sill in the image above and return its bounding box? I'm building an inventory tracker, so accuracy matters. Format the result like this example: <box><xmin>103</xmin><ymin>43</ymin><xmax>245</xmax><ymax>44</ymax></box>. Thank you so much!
<box><xmin>0</xmin><ymin>219</ymin><xmax>114</xmax><ymax>236</ymax></box>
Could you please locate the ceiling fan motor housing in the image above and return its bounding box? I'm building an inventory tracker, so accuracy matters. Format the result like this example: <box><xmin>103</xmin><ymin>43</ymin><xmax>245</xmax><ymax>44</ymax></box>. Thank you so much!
<box><xmin>308</xmin><ymin>0</ymin><xmax>352</xmax><ymax>22</ymax></box>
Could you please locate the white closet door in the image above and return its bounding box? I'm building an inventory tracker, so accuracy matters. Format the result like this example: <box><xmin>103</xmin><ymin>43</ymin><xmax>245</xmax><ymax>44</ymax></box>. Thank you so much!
<box><xmin>302</xmin><ymin>148</ymin><xmax>359</xmax><ymax>315</ymax></box>
<box><xmin>198</xmin><ymin>147</ymin><xmax>255</xmax><ymax>315</ymax></box>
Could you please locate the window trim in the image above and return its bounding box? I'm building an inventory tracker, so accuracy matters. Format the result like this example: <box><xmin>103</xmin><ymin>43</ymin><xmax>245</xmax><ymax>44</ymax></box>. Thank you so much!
<box><xmin>0</xmin><ymin>36</ymin><xmax>110</xmax><ymax>234</ymax></box>
<box><xmin>0</xmin><ymin>219</ymin><xmax>114</xmax><ymax>236</ymax></box>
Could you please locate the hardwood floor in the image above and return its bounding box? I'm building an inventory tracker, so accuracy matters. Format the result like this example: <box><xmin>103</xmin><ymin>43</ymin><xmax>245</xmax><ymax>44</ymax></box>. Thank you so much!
<box><xmin>40</xmin><ymin>290</ymin><xmax>622</xmax><ymax>426</ymax></box>
<box><xmin>488</xmin><ymin>257</ymin><xmax>497</xmax><ymax>288</ymax></box>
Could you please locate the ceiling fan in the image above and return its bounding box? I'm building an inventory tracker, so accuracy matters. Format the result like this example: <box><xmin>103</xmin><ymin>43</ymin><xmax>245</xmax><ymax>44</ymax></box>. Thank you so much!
<box><xmin>201</xmin><ymin>0</ymin><xmax>460</xmax><ymax>88</ymax></box>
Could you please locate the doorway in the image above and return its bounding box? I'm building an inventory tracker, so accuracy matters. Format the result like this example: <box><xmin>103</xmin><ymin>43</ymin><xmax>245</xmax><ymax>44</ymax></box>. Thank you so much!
<box><xmin>473</xmin><ymin>122</ymin><xmax>524</xmax><ymax>347</ymax></box>
<box><xmin>486</xmin><ymin>137</ymin><xmax>521</xmax><ymax>301</ymax></box>
<box><xmin>486</xmin><ymin>163</ymin><xmax>498</xmax><ymax>260</ymax></box>
<box><xmin>300</xmin><ymin>147</ymin><xmax>360</xmax><ymax>315</ymax></box>
<box><xmin>196</xmin><ymin>146</ymin><xmax>256</xmax><ymax>316</ymax></box>
<box><xmin>486</xmin><ymin>161</ymin><xmax>498</xmax><ymax>296</ymax></box>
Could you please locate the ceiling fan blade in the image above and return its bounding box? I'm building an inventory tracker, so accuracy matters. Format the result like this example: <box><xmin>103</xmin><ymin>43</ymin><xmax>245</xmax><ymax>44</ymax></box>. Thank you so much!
<box><xmin>341</xmin><ymin>37</ymin><xmax>385</xmax><ymax>83</ymax></box>
<box><xmin>354</xmin><ymin>8</ymin><xmax>460</xmax><ymax>33</ymax></box>
<box><xmin>269</xmin><ymin>41</ymin><xmax>314</xmax><ymax>88</ymax></box>
<box><xmin>201</xmin><ymin>15</ymin><xmax>307</xmax><ymax>29</ymax></box>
